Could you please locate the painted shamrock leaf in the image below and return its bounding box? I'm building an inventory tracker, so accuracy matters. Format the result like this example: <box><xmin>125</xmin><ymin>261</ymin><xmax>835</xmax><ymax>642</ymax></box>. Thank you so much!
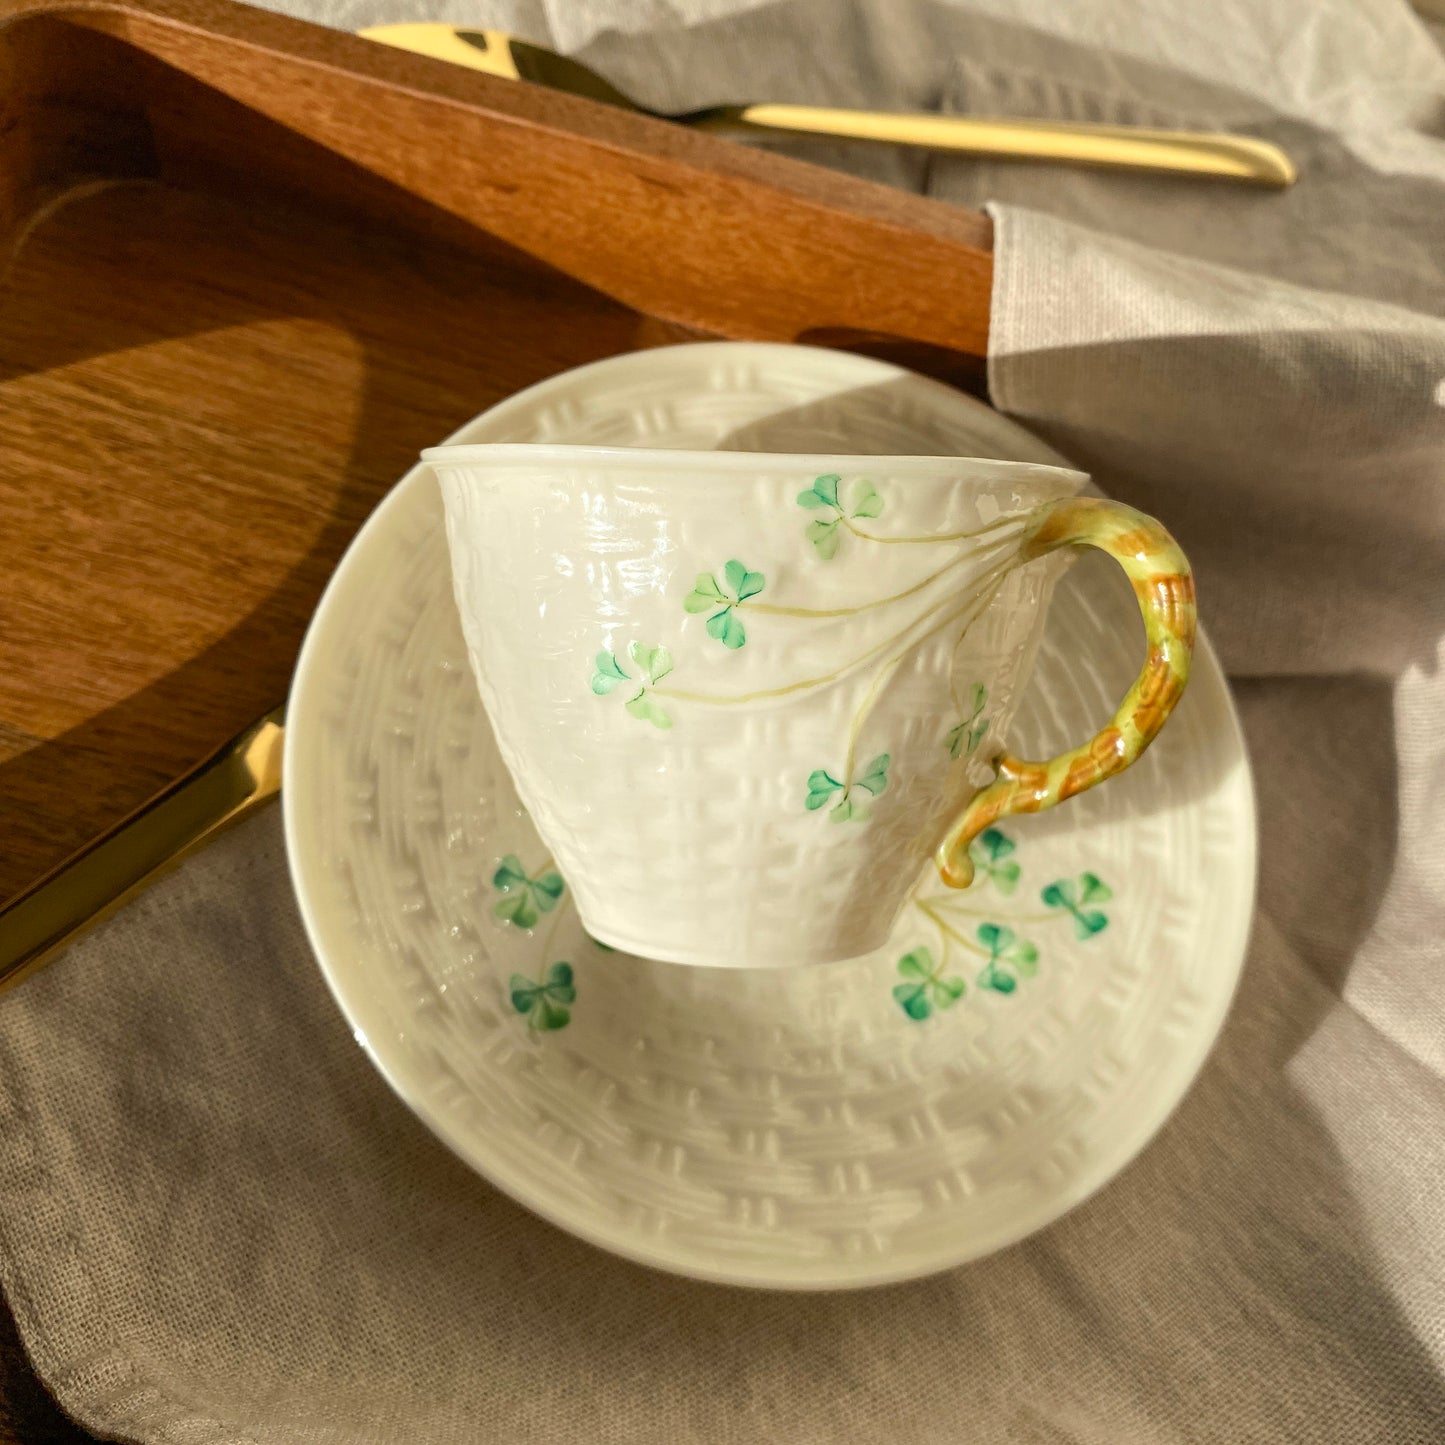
<box><xmin>975</xmin><ymin>922</ymin><xmax>1039</xmax><ymax>994</ymax></box>
<box><xmin>967</xmin><ymin>827</ymin><xmax>1020</xmax><ymax>895</ymax></box>
<box><xmin>806</xmin><ymin>519</ymin><xmax>843</xmax><ymax>561</ymax></box>
<box><xmin>796</xmin><ymin>474</ymin><xmax>841</xmax><ymax>511</ymax></box>
<box><xmin>892</xmin><ymin>946</ymin><xmax>966</xmax><ymax>1021</ymax></box>
<box><xmin>619</xmin><ymin>695</ymin><xmax>666</xmax><ymax>727</ymax></box>
<box><xmin>628</xmin><ymin>640</ymin><xmax>673</xmax><ymax>685</ymax></box>
<box><xmin>850</xmin><ymin>482</ymin><xmax>884</xmax><ymax>519</ymax></box>
<box><xmin>683</xmin><ymin>559</ymin><xmax>765</xmax><ymax>650</ymax></box>
<box><xmin>805</xmin><ymin>769</ymin><xmax>844</xmax><ymax>812</ymax></box>
<box><xmin>855</xmin><ymin>754</ymin><xmax>891</xmax><ymax>796</ymax></box>
<box><xmin>509</xmin><ymin>961</ymin><xmax>575</xmax><ymax>1032</ymax></box>
<box><xmin>590</xmin><ymin>650</ymin><xmax>630</xmax><ymax>695</ymax></box>
<box><xmin>945</xmin><ymin>682</ymin><xmax>990</xmax><ymax>760</ymax></box>
<box><xmin>590</xmin><ymin>642</ymin><xmax>673</xmax><ymax>728</ymax></box>
<box><xmin>795</xmin><ymin>473</ymin><xmax>885</xmax><ymax>559</ymax></box>
<box><xmin>1041</xmin><ymin>873</ymin><xmax>1113</xmax><ymax>938</ymax></box>
<box><xmin>804</xmin><ymin>753</ymin><xmax>891</xmax><ymax>823</ymax></box>
<box><xmin>492</xmin><ymin>854</ymin><xmax>565</xmax><ymax>929</ymax></box>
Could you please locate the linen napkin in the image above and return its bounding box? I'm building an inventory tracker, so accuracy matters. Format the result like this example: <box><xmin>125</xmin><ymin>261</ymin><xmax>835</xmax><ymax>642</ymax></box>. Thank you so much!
<box><xmin>2</xmin><ymin>1</ymin><xmax>1443</xmax><ymax>1441</ymax></box>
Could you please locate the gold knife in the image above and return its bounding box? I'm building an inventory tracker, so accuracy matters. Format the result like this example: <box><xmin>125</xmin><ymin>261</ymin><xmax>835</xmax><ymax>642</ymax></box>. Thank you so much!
<box><xmin>360</xmin><ymin>25</ymin><xmax>1296</xmax><ymax>187</ymax></box>
<box><xmin>0</xmin><ymin>706</ymin><xmax>285</xmax><ymax>992</ymax></box>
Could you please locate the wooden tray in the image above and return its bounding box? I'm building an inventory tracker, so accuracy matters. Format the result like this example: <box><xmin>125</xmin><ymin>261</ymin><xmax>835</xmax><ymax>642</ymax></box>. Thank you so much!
<box><xmin>0</xmin><ymin>0</ymin><xmax>993</xmax><ymax>905</ymax></box>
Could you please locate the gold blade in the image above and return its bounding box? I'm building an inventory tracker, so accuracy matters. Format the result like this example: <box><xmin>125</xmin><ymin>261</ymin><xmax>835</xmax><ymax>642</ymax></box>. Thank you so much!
<box><xmin>358</xmin><ymin>24</ymin><xmax>521</xmax><ymax>79</ymax></box>
<box><xmin>360</xmin><ymin>26</ymin><xmax>643</xmax><ymax>111</ymax></box>
<box><xmin>0</xmin><ymin>706</ymin><xmax>286</xmax><ymax>992</ymax></box>
<box><xmin>358</xmin><ymin>24</ymin><xmax>1293</xmax><ymax>187</ymax></box>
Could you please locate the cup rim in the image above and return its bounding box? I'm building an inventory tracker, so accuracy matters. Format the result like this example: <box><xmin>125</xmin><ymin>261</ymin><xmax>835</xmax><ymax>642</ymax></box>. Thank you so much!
<box><xmin>421</xmin><ymin>441</ymin><xmax>1089</xmax><ymax>485</ymax></box>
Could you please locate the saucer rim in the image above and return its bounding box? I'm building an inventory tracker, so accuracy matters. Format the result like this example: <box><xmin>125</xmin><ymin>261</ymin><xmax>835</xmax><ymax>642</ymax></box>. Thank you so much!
<box><xmin>284</xmin><ymin>341</ymin><xmax>1257</xmax><ymax>1290</ymax></box>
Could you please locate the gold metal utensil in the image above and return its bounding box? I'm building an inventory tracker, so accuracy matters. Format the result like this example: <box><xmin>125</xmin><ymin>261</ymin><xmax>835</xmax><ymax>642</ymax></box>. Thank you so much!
<box><xmin>359</xmin><ymin>25</ymin><xmax>1296</xmax><ymax>187</ymax></box>
<box><xmin>0</xmin><ymin>706</ymin><xmax>286</xmax><ymax>992</ymax></box>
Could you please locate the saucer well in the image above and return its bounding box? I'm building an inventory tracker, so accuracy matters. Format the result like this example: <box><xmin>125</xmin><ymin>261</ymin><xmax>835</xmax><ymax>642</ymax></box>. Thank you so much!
<box><xmin>284</xmin><ymin>342</ymin><xmax>1255</xmax><ymax>1289</ymax></box>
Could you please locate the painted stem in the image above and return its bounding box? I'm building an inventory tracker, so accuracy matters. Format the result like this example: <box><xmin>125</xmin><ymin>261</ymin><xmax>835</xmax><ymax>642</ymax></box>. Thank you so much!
<box><xmin>915</xmin><ymin>897</ymin><xmax>991</xmax><ymax>959</ymax></box>
<box><xmin>840</xmin><ymin>563</ymin><xmax>1010</xmax><ymax>779</ymax></box>
<box><xmin>925</xmin><ymin>899</ymin><xmax>1055</xmax><ymax>925</ymax></box>
<box><xmin>655</xmin><ymin>552</ymin><xmax>1017</xmax><ymax>708</ymax></box>
<box><xmin>842</xmin><ymin>655</ymin><xmax>902</xmax><ymax>785</ymax></box>
<box><xmin>538</xmin><ymin>889</ymin><xmax>573</xmax><ymax>959</ymax></box>
<box><xmin>743</xmin><ymin>530</ymin><xmax>1022</xmax><ymax>619</ymax></box>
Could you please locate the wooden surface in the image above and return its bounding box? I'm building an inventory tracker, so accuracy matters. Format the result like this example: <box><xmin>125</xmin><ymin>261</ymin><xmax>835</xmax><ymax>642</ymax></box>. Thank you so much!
<box><xmin>0</xmin><ymin>0</ymin><xmax>993</xmax><ymax>1430</ymax></box>
<box><xmin>0</xmin><ymin>0</ymin><xmax>993</xmax><ymax>906</ymax></box>
<box><xmin>0</xmin><ymin>161</ymin><xmax>652</xmax><ymax>902</ymax></box>
<box><xmin>34</xmin><ymin>0</ymin><xmax>994</xmax><ymax>355</ymax></box>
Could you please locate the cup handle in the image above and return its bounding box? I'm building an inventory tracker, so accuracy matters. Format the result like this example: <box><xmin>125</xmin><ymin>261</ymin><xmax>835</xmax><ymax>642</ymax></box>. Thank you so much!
<box><xmin>936</xmin><ymin>496</ymin><xmax>1197</xmax><ymax>888</ymax></box>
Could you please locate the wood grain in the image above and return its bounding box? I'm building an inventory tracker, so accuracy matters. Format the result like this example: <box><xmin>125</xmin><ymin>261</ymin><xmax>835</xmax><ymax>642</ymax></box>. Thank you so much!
<box><xmin>21</xmin><ymin>0</ymin><xmax>993</xmax><ymax>354</ymax></box>
<box><xmin>0</xmin><ymin>0</ymin><xmax>992</xmax><ymax>906</ymax></box>
<box><xmin>0</xmin><ymin>0</ymin><xmax>992</xmax><ymax>1431</ymax></box>
<box><xmin>0</xmin><ymin>168</ymin><xmax>651</xmax><ymax>900</ymax></box>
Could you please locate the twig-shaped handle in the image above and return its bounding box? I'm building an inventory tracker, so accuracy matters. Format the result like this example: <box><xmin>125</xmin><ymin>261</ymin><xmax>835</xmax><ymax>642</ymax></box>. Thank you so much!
<box><xmin>937</xmin><ymin>498</ymin><xmax>1196</xmax><ymax>887</ymax></box>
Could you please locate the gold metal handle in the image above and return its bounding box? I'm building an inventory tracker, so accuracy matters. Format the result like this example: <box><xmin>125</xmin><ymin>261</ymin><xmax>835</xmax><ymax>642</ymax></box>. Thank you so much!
<box><xmin>360</xmin><ymin>24</ymin><xmax>521</xmax><ymax>76</ymax></box>
<box><xmin>355</xmin><ymin>25</ymin><xmax>1295</xmax><ymax>188</ymax></box>
<box><xmin>706</xmin><ymin>106</ymin><xmax>1296</xmax><ymax>187</ymax></box>
<box><xmin>0</xmin><ymin>707</ymin><xmax>286</xmax><ymax>991</ymax></box>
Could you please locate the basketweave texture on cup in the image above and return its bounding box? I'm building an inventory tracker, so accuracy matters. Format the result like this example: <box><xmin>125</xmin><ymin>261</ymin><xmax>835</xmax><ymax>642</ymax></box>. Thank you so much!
<box><xmin>431</xmin><ymin>445</ymin><xmax>1082</xmax><ymax>967</ymax></box>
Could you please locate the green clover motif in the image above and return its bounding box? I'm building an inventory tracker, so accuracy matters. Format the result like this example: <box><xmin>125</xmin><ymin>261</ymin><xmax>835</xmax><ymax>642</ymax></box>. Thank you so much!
<box><xmin>795</xmin><ymin>473</ymin><xmax>884</xmax><ymax>559</ymax></box>
<box><xmin>896</xmin><ymin>831</ymin><xmax>1120</xmax><ymax>1014</ymax></box>
<box><xmin>804</xmin><ymin>752</ymin><xmax>891</xmax><ymax>822</ymax></box>
<box><xmin>975</xmin><ymin>922</ymin><xmax>1039</xmax><ymax>994</ymax></box>
<box><xmin>492</xmin><ymin>854</ymin><xmax>565</xmax><ymax>929</ymax></box>
<box><xmin>590</xmin><ymin>651</ymin><xmax>629</xmax><ymax>694</ymax></box>
<box><xmin>805</xmin><ymin>769</ymin><xmax>845</xmax><ymax>811</ymax></box>
<box><xmin>684</xmin><ymin>559</ymin><xmax>765</xmax><ymax>649</ymax></box>
<box><xmin>968</xmin><ymin>828</ymin><xmax>1020</xmax><ymax>895</ymax></box>
<box><xmin>892</xmin><ymin>946</ymin><xmax>966</xmax><ymax>1020</ymax></box>
<box><xmin>945</xmin><ymin>682</ymin><xmax>990</xmax><ymax>760</ymax></box>
<box><xmin>1041</xmin><ymin>873</ymin><xmax>1113</xmax><ymax>938</ymax></box>
<box><xmin>509</xmin><ymin>961</ymin><xmax>575</xmax><ymax>1032</ymax></box>
<box><xmin>590</xmin><ymin>641</ymin><xmax>673</xmax><ymax>729</ymax></box>
<box><xmin>796</xmin><ymin>473</ymin><xmax>841</xmax><ymax>511</ymax></box>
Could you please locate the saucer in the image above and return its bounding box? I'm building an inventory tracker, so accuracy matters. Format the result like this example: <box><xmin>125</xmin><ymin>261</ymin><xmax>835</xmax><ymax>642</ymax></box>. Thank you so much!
<box><xmin>284</xmin><ymin>343</ymin><xmax>1255</xmax><ymax>1290</ymax></box>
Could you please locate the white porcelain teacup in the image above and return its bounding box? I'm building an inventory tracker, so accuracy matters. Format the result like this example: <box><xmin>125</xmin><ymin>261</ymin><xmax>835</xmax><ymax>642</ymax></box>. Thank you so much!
<box><xmin>426</xmin><ymin>443</ymin><xmax>1195</xmax><ymax>968</ymax></box>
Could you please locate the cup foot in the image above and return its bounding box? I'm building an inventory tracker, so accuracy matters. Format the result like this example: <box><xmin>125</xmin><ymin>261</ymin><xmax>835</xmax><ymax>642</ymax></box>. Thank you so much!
<box><xmin>581</xmin><ymin>918</ymin><xmax>896</xmax><ymax>971</ymax></box>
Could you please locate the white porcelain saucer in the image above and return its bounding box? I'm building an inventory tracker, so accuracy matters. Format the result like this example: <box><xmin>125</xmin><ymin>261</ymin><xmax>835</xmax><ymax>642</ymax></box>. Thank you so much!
<box><xmin>284</xmin><ymin>343</ymin><xmax>1255</xmax><ymax>1290</ymax></box>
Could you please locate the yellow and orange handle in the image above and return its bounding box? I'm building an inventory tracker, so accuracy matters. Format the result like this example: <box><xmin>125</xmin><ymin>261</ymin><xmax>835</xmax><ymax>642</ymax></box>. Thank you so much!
<box><xmin>937</xmin><ymin>497</ymin><xmax>1196</xmax><ymax>887</ymax></box>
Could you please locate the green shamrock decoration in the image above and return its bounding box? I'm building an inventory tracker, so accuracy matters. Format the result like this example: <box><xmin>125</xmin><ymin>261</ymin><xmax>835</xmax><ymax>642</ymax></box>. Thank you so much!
<box><xmin>590</xmin><ymin>651</ymin><xmax>629</xmax><ymax>693</ymax></box>
<box><xmin>975</xmin><ymin>923</ymin><xmax>1039</xmax><ymax>994</ymax></box>
<box><xmin>590</xmin><ymin>641</ymin><xmax>673</xmax><ymax>729</ymax></box>
<box><xmin>795</xmin><ymin>473</ymin><xmax>884</xmax><ymax>559</ymax></box>
<box><xmin>897</xmin><ymin>829</ymin><xmax>1121</xmax><ymax>1014</ymax></box>
<box><xmin>804</xmin><ymin>752</ymin><xmax>891</xmax><ymax>822</ymax></box>
<box><xmin>1042</xmin><ymin>873</ymin><xmax>1113</xmax><ymax>938</ymax></box>
<box><xmin>892</xmin><ymin>946</ymin><xmax>966</xmax><ymax>1020</ymax></box>
<box><xmin>805</xmin><ymin>769</ymin><xmax>845</xmax><ymax>813</ymax></box>
<box><xmin>684</xmin><ymin>559</ymin><xmax>766</xmax><ymax>649</ymax></box>
<box><xmin>968</xmin><ymin>828</ymin><xmax>1021</xmax><ymax>895</ymax></box>
<box><xmin>509</xmin><ymin>961</ymin><xmax>576</xmax><ymax>1032</ymax></box>
<box><xmin>492</xmin><ymin>854</ymin><xmax>565</xmax><ymax>929</ymax></box>
<box><xmin>945</xmin><ymin>682</ymin><xmax>990</xmax><ymax>760</ymax></box>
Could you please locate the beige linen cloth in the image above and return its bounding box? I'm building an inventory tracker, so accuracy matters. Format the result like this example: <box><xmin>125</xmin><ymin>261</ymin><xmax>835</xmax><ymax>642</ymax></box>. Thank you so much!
<box><xmin>3</xmin><ymin>0</ymin><xmax>1444</xmax><ymax>1440</ymax></box>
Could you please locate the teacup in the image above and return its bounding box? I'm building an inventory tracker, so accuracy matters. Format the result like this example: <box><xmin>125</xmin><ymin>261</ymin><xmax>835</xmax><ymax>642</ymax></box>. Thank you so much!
<box><xmin>426</xmin><ymin>443</ymin><xmax>1194</xmax><ymax>968</ymax></box>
